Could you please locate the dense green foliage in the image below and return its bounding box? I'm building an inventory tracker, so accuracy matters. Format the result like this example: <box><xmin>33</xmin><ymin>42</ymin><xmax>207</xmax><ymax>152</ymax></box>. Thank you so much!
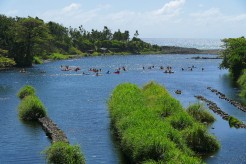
<box><xmin>228</xmin><ymin>116</ymin><xmax>243</xmax><ymax>128</ymax></box>
<box><xmin>0</xmin><ymin>14</ymin><xmax>161</xmax><ymax>67</ymax></box>
<box><xmin>18</xmin><ymin>95</ymin><xmax>47</xmax><ymax>121</ymax></box>
<box><xmin>187</xmin><ymin>103</ymin><xmax>216</xmax><ymax>124</ymax></box>
<box><xmin>48</xmin><ymin>53</ymin><xmax>70</xmax><ymax>60</ymax></box>
<box><xmin>43</xmin><ymin>142</ymin><xmax>85</xmax><ymax>164</ymax></box>
<box><xmin>220</xmin><ymin>37</ymin><xmax>246</xmax><ymax>97</ymax></box>
<box><xmin>220</xmin><ymin>37</ymin><xmax>246</xmax><ymax>80</ymax></box>
<box><xmin>108</xmin><ymin>81</ymin><xmax>219</xmax><ymax>163</ymax></box>
<box><xmin>17</xmin><ymin>85</ymin><xmax>36</xmax><ymax>99</ymax></box>
<box><xmin>0</xmin><ymin>56</ymin><xmax>16</xmax><ymax>68</ymax></box>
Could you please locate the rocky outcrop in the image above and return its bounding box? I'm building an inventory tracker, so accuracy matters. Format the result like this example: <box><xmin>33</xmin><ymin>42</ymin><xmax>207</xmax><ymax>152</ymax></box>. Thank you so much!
<box><xmin>38</xmin><ymin>116</ymin><xmax>69</xmax><ymax>143</ymax></box>
<box><xmin>207</xmin><ymin>87</ymin><xmax>246</xmax><ymax>112</ymax></box>
<box><xmin>195</xmin><ymin>95</ymin><xmax>246</xmax><ymax>129</ymax></box>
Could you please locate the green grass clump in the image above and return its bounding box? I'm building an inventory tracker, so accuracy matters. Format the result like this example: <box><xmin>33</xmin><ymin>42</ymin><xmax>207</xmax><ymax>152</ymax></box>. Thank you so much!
<box><xmin>187</xmin><ymin>103</ymin><xmax>216</xmax><ymax>124</ymax></box>
<box><xmin>18</xmin><ymin>95</ymin><xmax>47</xmax><ymax>121</ymax></box>
<box><xmin>237</xmin><ymin>69</ymin><xmax>246</xmax><ymax>98</ymax></box>
<box><xmin>108</xmin><ymin>81</ymin><xmax>219</xmax><ymax>163</ymax></box>
<box><xmin>0</xmin><ymin>56</ymin><xmax>16</xmax><ymax>68</ymax></box>
<box><xmin>49</xmin><ymin>53</ymin><xmax>69</xmax><ymax>60</ymax></box>
<box><xmin>182</xmin><ymin>124</ymin><xmax>220</xmax><ymax>154</ymax></box>
<box><xmin>43</xmin><ymin>142</ymin><xmax>85</xmax><ymax>164</ymax></box>
<box><xmin>108</xmin><ymin>82</ymin><xmax>219</xmax><ymax>163</ymax></box>
<box><xmin>17</xmin><ymin>85</ymin><xmax>36</xmax><ymax>99</ymax></box>
<box><xmin>33</xmin><ymin>56</ymin><xmax>43</xmax><ymax>64</ymax></box>
<box><xmin>228</xmin><ymin>116</ymin><xmax>243</xmax><ymax>128</ymax></box>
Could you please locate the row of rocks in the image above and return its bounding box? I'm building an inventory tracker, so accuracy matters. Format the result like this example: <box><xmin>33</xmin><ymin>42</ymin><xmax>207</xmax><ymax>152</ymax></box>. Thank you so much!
<box><xmin>195</xmin><ymin>95</ymin><xmax>246</xmax><ymax>129</ymax></box>
<box><xmin>207</xmin><ymin>87</ymin><xmax>246</xmax><ymax>112</ymax></box>
<box><xmin>38</xmin><ymin>116</ymin><xmax>69</xmax><ymax>143</ymax></box>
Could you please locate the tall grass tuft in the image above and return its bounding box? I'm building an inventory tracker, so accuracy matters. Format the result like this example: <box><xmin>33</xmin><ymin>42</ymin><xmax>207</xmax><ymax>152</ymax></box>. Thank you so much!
<box><xmin>228</xmin><ymin>116</ymin><xmax>243</xmax><ymax>128</ymax></box>
<box><xmin>187</xmin><ymin>103</ymin><xmax>216</xmax><ymax>124</ymax></box>
<box><xmin>18</xmin><ymin>95</ymin><xmax>47</xmax><ymax>121</ymax></box>
<box><xmin>17</xmin><ymin>85</ymin><xmax>36</xmax><ymax>99</ymax></box>
<box><xmin>108</xmin><ymin>81</ymin><xmax>219</xmax><ymax>163</ymax></box>
<box><xmin>43</xmin><ymin>142</ymin><xmax>85</xmax><ymax>164</ymax></box>
<box><xmin>182</xmin><ymin>124</ymin><xmax>220</xmax><ymax>154</ymax></box>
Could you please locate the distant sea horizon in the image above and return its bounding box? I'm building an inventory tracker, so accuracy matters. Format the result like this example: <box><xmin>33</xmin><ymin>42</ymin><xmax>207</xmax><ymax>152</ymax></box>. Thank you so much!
<box><xmin>142</xmin><ymin>38</ymin><xmax>223</xmax><ymax>50</ymax></box>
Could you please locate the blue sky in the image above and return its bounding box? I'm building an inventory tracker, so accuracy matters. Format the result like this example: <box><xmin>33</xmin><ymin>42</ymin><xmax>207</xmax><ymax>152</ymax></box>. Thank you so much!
<box><xmin>0</xmin><ymin>0</ymin><xmax>246</xmax><ymax>38</ymax></box>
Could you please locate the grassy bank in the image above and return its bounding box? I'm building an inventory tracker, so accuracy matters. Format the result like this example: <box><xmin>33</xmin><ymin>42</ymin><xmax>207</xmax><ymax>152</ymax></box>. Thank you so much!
<box><xmin>108</xmin><ymin>81</ymin><xmax>219</xmax><ymax>163</ymax></box>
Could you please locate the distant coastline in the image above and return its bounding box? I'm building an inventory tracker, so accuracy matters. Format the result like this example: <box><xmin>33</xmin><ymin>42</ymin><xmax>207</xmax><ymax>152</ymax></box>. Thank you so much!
<box><xmin>160</xmin><ymin>46</ymin><xmax>221</xmax><ymax>55</ymax></box>
<box><xmin>142</xmin><ymin>38</ymin><xmax>223</xmax><ymax>50</ymax></box>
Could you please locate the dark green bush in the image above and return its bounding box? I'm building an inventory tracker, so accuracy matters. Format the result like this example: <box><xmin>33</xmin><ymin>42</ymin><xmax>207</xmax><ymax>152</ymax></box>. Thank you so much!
<box><xmin>0</xmin><ymin>56</ymin><xmax>16</xmax><ymax>68</ymax></box>
<box><xmin>183</xmin><ymin>124</ymin><xmax>220</xmax><ymax>154</ymax></box>
<box><xmin>33</xmin><ymin>56</ymin><xmax>43</xmax><ymax>64</ymax></box>
<box><xmin>17</xmin><ymin>85</ymin><xmax>36</xmax><ymax>99</ymax></box>
<box><xmin>43</xmin><ymin>142</ymin><xmax>85</xmax><ymax>164</ymax></box>
<box><xmin>18</xmin><ymin>95</ymin><xmax>47</xmax><ymax>121</ymax></box>
<box><xmin>228</xmin><ymin>116</ymin><xmax>243</xmax><ymax>128</ymax></box>
<box><xmin>169</xmin><ymin>113</ymin><xmax>194</xmax><ymax>130</ymax></box>
<box><xmin>187</xmin><ymin>103</ymin><xmax>216</xmax><ymax>124</ymax></box>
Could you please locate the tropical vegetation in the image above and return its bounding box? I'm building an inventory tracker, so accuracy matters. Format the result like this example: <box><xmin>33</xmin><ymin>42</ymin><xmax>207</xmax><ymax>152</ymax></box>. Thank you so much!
<box><xmin>108</xmin><ymin>81</ymin><xmax>219</xmax><ymax>163</ymax></box>
<box><xmin>0</xmin><ymin>14</ymin><xmax>161</xmax><ymax>68</ymax></box>
<box><xmin>220</xmin><ymin>37</ymin><xmax>246</xmax><ymax>97</ymax></box>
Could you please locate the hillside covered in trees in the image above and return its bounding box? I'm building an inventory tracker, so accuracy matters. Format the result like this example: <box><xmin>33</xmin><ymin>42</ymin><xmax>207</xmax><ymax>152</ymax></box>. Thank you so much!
<box><xmin>0</xmin><ymin>14</ymin><xmax>162</xmax><ymax>68</ymax></box>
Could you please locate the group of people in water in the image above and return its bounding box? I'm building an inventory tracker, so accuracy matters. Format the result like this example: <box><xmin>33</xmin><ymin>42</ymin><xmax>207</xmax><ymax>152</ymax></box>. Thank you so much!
<box><xmin>60</xmin><ymin>65</ymin><xmax>127</xmax><ymax>76</ymax></box>
<box><xmin>59</xmin><ymin>64</ymin><xmax>205</xmax><ymax>76</ymax></box>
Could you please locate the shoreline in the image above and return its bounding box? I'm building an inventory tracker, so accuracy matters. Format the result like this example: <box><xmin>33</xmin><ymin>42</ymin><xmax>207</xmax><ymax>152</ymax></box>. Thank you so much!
<box><xmin>0</xmin><ymin>47</ymin><xmax>222</xmax><ymax>70</ymax></box>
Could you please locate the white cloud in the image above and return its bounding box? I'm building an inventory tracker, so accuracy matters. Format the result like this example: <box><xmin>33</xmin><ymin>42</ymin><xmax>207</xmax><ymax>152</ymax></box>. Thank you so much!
<box><xmin>39</xmin><ymin>1</ymin><xmax>245</xmax><ymax>38</ymax></box>
<box><xmin>191</xmin><ymin>8</ymin><xmax>246</xmax><ymax>23</ymax></box>
<box><xmin>191</xmin><ymin>8</ymin><xmax>221</xmax><ymax>19</ymax></box>
<box><xmin>62</xmin><ymin>3</ymin><xmax>81</xmax><ymax>13</ymax></box>
<box><xmin>154</xmin><ymin>0</ymin><xmax>186</xmax><ymax>16</ymax></box>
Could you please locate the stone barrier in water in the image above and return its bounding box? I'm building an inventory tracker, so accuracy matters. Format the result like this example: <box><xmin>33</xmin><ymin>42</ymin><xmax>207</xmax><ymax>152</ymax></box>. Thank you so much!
<box><xmin>195</xmin><ymin>95</ymin><xmax>246</xmax><ymax>129</ymax></box>
<box><xmin>207</xmin><ymin>87</ymin><xmax>246</xmax><ymax>112</ymax></box>
<box><xmin>38</xmin><ymin>116</ymin><xmax>69</xmax><ymax>143</ymax></box>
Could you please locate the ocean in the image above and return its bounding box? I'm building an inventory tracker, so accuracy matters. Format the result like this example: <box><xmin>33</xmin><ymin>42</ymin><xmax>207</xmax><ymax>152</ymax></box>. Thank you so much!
<box><xmin>142</xmin><ymin>38</ymin><xmax>223</xmax><ymax>50</ymax></box>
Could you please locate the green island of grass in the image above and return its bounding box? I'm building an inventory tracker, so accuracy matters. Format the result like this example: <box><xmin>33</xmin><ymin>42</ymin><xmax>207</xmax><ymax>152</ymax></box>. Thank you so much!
<box><xmin>108</xmin><ymin>81</ymin><xmax>219</xmax><ymax>163</ymax></box>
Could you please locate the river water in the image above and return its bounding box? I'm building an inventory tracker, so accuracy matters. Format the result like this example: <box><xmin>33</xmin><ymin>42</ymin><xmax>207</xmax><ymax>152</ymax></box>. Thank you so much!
<box><xmin>0</xmin><ymin>54</ymin><xmax>246</xmax><ymax>164</ymax></box>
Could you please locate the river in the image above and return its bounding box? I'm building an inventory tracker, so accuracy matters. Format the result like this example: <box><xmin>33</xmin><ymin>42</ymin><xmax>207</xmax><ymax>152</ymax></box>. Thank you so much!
<box><xmin>0</xmin><ymin>54</ymin><xmax>246</xmax><ymax>164</ymax></box>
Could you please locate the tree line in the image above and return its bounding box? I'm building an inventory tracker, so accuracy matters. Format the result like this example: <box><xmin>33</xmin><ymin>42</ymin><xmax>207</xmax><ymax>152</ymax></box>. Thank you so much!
<box><xmin>0</xmin><ymin>14</ymin><xmax>161</xmax><ymax>67</ymax></box>
<box><xmin>220</xmin><ymin>37</ymin><xmax>246</xmax><ymax>97</ymax></box>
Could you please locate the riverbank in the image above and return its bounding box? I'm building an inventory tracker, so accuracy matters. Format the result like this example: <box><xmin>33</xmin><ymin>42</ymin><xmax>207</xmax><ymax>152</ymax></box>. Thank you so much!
<box><xmin>0</xmin><ymin>47</ymin><xmax>221</xmax><ymax>71</ymax></box>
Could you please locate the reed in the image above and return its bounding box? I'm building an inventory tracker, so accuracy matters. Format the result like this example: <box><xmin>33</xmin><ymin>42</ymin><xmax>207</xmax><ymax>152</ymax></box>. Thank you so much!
<box><xmin>18</xmin><ymin>95</ymin><xmax>47</xmax><ymax>121</ymax></box>
<box><xmin>17</xmin><ymin>85</ymin><xmax>36</xmax><ymax>99</ymax></box>
<box><xmin>108</xmin><ymin>81</ymin><xmax>220</xmax><ymax>163</ymax></box>
<box><xmin>43</xmin><ymin>142</ymin><xmax>85</xmax><ymax>164</ymax></box>
<box><xmin>187</xmin><ymin>103</ymin><xmax>216</xmax><ymax>124</ymax></box>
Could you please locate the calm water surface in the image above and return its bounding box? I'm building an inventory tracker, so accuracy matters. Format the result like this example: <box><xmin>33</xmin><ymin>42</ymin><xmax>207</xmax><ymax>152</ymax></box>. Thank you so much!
<box><xmin>0</xmin><ymin>54</ymin><xmax>245</xmax><ymax>164</ymax></box>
